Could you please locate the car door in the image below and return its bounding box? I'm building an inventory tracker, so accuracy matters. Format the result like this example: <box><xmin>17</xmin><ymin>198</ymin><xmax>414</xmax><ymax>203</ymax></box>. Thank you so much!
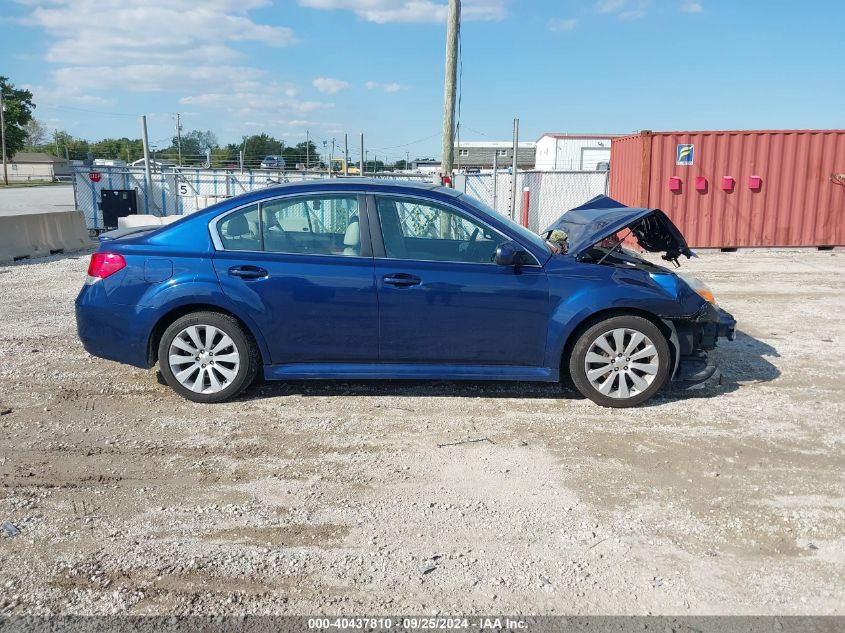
<box><xmin>370</xmin><ymin>194</ymin><xmax>550</xmax><ymax>367</ymax></box>
<box><xmin>212</xmin><ymin>193</ymin><xmax>379</xmax><ymax>364</ymax></box>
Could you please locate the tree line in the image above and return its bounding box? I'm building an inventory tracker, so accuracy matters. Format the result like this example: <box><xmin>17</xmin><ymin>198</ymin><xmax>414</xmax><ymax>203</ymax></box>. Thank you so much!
<box><xmin>3</xmin><ymin>76</ymin><xmax>419</xmax><ymax>172</ymax></box>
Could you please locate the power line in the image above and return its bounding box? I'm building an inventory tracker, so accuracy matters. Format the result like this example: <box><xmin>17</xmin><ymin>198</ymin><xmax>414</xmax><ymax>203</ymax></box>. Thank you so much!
<box><xmin>371</xmin><ymin>131</ymin><xmax>440</xmax><ymax>151</ymax></box>
<box><xmin>40</xmin><ymin>104</ymin><xmax>137</xmax><ymax>118</ymax></box>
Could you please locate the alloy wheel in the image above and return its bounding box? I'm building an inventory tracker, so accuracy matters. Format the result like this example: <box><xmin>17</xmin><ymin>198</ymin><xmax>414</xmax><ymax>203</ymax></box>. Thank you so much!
<box><xmin>584</xmin><ymin>327</ymin><xmax>660</xmax><ymax>399</ymax></box>
<box><xmin>168</xmin><ymin>325</ymin><xmax>241</xmax><ymax>394</ymax></box>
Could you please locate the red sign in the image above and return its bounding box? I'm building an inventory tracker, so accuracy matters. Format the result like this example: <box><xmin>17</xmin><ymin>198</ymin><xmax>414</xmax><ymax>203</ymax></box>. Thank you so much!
<box><xmin>88</xmin><ymin>171</ymin><xmax>102</xmax><ymax>183</ymax></box>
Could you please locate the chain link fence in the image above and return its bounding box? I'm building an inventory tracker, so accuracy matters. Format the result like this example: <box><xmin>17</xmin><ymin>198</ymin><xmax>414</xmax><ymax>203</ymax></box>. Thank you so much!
<box><xmin>73</xmin><ymin>165</ymin><xmax>606</xmax><ymax>233</ymax></box>
<box><xmin>461</xmin><ymin>170</ymin><xmax>609</xmax><ymax>232</ymax></box>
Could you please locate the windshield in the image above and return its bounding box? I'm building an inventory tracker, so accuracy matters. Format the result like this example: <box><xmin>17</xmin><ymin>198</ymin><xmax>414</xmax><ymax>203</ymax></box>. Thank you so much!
<box><xmin>459</xmin><ymin>195</ymin><xmax>554</xmax><ymax>257</ymax></box>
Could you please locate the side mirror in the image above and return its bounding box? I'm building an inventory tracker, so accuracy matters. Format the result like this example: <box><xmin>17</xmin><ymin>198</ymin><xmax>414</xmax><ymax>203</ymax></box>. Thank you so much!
<box><xmin>495</xmin><ymin>241</ymin><xmax>528</xmax><ymax>267</ymax></box>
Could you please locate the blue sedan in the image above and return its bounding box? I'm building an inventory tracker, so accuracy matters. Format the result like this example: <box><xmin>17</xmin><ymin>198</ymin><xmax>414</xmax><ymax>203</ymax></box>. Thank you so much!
<box><xmin>75</xmin><ymin>181</ymin><xmax>735</xmax><ymax>407</ymax></box>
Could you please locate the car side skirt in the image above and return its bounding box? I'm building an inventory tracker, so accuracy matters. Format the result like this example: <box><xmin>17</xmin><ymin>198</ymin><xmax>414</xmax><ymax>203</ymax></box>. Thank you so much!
<box><xmin>264</xmin><ymin>363</ymin><xmax>558</xmax><ymax>382</ymax></box>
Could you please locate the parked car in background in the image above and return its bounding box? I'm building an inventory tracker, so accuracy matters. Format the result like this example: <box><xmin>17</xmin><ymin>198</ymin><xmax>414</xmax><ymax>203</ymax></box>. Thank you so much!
<box><xmin>76</xmin><ymin>182</ymin><xmax>735</xmax><ymax>408</ymax></box>
<box><xmin>260</xmin><ymin>155</ymin><xmax>286</xmax><ymax>170</ymax></box>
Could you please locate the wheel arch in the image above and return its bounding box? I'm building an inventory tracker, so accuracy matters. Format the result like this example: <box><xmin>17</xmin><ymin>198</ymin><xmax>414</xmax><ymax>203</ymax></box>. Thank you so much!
<box><xmin>557</xmin><ymin>307</ymin><xmax>677</xmax><ymax>384</ymax></box>
<box><xmin>147</xmin><ymin>303</ymin><xmax>268</xmax><ymax>368</ymax></box>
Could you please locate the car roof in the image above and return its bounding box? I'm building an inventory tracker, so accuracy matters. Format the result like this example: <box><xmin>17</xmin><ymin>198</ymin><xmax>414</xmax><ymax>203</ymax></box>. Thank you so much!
<box><xmin>256</xmin><ymin>178</ymin><xmax>451</xmax><ymax>195</ymax></box>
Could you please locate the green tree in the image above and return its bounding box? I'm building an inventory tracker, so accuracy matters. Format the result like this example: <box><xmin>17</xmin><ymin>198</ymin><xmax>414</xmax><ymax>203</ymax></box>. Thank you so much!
<box><xmin>211</xmin><ymin>144</ymin><xmax>239</xmax><ymax>168</ymax></box>
<box><xmin>281</xmin><ymin>140</ymin><xmax>320</xmax><ymax>168</ymax></box>
<box><xmin>0</xmin><ymin>76</ymin><xmax>36</xmax><ymax>159</ymax></box>
<box><xmin>24</xmin><ymin>119</ymin><xmax>48</xmax><ymax>150</ymax></box>
<box><xmin>241</xmin><ymin>133</ymin><xmax>288</xmax><ymax>167</ymax></box>
<box><xmin>163</xmin><ymin>129</ymin><xmax>219</xmax><ymax>163</ymax></box>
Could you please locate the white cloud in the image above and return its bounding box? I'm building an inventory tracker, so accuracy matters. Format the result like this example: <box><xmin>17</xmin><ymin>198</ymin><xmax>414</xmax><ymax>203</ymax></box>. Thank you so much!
<box><xmin>548</xmin><ymin>17</ymin><xmax>578</xmax><ymax>32</ymax></box>
<box><xmin>680</xmin><ymin>2</ymin><xmax>703</xmax><ymax>13</ymax></box>
<box><xmin>21</xmin><ymin>0</ymin><xmax>295</xmax><ymax>66</ymax></box>
<box><xmin>365</xmin><ymin>81</ymin><xmax>403</xmax><ymax>93</ymax></box>
<box><xmin>596</xmin><ymin>0</ymin><xmax>627</xmax><ymax>13</ymax></box>
<box><xmin>297</xmin><ymin>0</ymin><xmax>506</xmax><ymax>23</ymax></box>
<box><xmin>16</xmin><ymin>0</ymin><xmax>300</xmax><ymax>114</ymax></box>
<box><xmin>595</xmin><ymin>0</ymin><xmax>651</xmax><ymax>19</ymax></box>
<box><xmin>179</xmin><ymin>86</ymin><xmax>335</xmax><ymax>123</ymax></box>
<box><xmin>312</xmin><ymin>77</ymin><xmax>351</xmax><ymax>94</ymax></box>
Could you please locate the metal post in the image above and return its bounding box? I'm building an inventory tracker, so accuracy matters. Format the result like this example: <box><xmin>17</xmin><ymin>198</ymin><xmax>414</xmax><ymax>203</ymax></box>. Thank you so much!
<box><xmin>175</xmin><ymin>113</ymin><xmax>182</xmax><ymax>166</ymax></box>
<box><xmin>521</xmin><ymin>187</ymin><xmax>530</xmax><ymax>228</ymax></box>
<box><xmin>330</xmin><ymin>138</ymin><xmax>335</xmax><ymax>177</ymax></box>
<box><xmin>239</xmin><ymin>150</ymin><xmax>244</xmax><ymax>174</ymax></box>
<box><xmin>510</xmin><ymin>117</ymin><xmax>519</xmax><ymax>221</ymax></box>
<box><xmin>406</xmin><ymin>151</ymin><xmax>410</xmax><ymax>171</ymax></box>
<box><xmin>359</xmin><ymin>133</ymin><xmax>364</xmax><ymax>176</ymax></box>
<box><xmin>440</xmin><ymin>0</ymin><xmax>460</xmax><ymax>182</ymax></box>
<box><xmin>140</xmin><ymin>115</ymin><xmax>153</xmax><ymax>208</ymax></box>
<box><xmin>0</xmin><ymin>88</ymin><xmax>7</xmax><ymax>186</ymax></box>
<box><xmin>306</xmin><ymin>130</ymin><xmax>310</xmax><ymax>170</ymax></box>
<box><xmin>344</xmin><ymin>133</ymin><xmax>349</xmax><ymax>176</ymax></box>
<box><xmin>492</xmin><ymin>151</ymin><xmax>498</xmax><ymax>212</ymax></box>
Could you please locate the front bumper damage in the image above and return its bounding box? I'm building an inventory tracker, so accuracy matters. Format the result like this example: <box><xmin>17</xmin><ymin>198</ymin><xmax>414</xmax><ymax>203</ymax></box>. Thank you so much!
<box><xmin>666</xmin><ymin>303</ymin><xmax>737</xmax><ymax>387</ymax></box>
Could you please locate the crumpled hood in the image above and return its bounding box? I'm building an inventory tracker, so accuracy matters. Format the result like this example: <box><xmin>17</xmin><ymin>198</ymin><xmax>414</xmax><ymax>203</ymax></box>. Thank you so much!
<box><xmin>543</xmin><ymin>194</ymin><xmax>693</xmax><ymax>261</ymax></box>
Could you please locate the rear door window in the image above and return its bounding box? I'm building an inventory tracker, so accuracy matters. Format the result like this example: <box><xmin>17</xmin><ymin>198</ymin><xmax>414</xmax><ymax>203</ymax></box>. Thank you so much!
<box><xmin>217</xmin><ymin>204</ymin><xmax>260</xmax><ymax>251</ymax></box>
<box><xmin>261</xmin><ymin>196</ymin><xmax>361</xmax><ymax>256</ymax></box>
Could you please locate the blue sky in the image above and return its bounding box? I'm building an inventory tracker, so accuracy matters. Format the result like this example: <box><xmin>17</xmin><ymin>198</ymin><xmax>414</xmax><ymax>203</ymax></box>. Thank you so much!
<box><xmin>2</xmin><ymin>0</ymin><xmax>843</xmax><ymax>162</ymax></box>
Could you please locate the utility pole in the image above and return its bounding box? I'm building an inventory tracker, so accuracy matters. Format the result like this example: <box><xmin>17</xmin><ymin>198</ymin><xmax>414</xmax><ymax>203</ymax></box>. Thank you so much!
<box><xmin>0</xmin><ymin>88</ymin><xmax>7</xmax><ymax>186</ymax></box>
<box><xmin>440</xmin><ymin>0</ymin><xmax>460</xmax><ymax>183</ymax></box>
<box><xmin>510</xmin><ymin>117</ymin><xmax>519</xmax><ymax>221</ymax></box>
<box><xmin>359</xmin><ymin>133</ymin><xmax>364</xmax><ymax>176</ymax></box>
<box><xmin>344</xmin><ymin>133</ymin><xmax>349</xmax><ymax>176</ymax></box>
<box><xmin>406</xmin><ymin>151</ymin><xmax>410</xmax><ymax>171</ymax></box>
<box><xmin>175</xmin><ymin>113</ymin><xmax>183</xmax><ymax>166</ymax></box>
<box><xmin>140</xmin><ymin>115</ymin><xmax>153</xmax><ymax>210</ymax></box>
<box><xmin>492</xmin><ymin>150</ymin><xmax>498</xmax><ymax>212</ymax></box>
<box><xmin>306</xmin><ymin>130</ymin><xmax>310</xmax><ymax>170</ymax></box>
<box><xmin>330</xmin><ymin>138</ymin><xmax>336</xmax><ymax>177</ymax></box>
<box><xmin>365</xmin><ymin>151</ymin><xmax>369</xmax><ymax>175</ymax></box>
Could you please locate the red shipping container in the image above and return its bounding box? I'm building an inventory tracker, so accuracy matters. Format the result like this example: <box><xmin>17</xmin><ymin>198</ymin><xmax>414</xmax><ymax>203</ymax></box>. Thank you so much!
<box><xmin>609</xmin><ymin>129</ymin><xmax>845</xmax><ymax>248</ymax></box>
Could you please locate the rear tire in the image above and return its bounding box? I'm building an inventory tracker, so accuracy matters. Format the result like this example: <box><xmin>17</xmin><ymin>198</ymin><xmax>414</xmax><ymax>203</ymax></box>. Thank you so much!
<box><xmin>569</xmin><ymin>315</ymin><xmax>670</xmax><ymax>408</ymax></box>
<box><xmin>158</xmin><ymin>311</ymin><xmax>259</xmax><ymax>403</ymax></box>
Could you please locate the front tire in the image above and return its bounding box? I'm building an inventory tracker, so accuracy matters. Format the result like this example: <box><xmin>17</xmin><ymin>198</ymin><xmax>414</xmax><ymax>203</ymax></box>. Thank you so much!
<box><xmin>158</xmin><ymin>311</ymin><xmax>259</xmax><ymax>403</ymax></box>
<box><xmin>569</xmin><ymin>315</ymin><xmax>670</xmax><ymax>408</ymax></box>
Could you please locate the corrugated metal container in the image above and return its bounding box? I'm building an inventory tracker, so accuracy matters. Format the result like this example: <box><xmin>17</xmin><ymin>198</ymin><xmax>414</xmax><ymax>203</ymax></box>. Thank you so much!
<box><xmin>609</xmin><ymin>130</ymin><xmax>845</xmax><ymax>248</ymax></box>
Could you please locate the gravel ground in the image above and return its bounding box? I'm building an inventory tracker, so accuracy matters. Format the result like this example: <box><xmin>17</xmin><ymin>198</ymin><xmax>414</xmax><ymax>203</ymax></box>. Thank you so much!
<box><xmin>0</xmin><ymin>250</ymin><xmax>843</xmax><ymax>616</ymax></box>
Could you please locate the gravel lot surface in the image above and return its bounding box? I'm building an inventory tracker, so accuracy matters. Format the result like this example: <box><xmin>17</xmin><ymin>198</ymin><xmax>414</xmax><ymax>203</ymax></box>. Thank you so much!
<box><xmin>0</xmin><ymin>185</ymin><xmax>75</xmax><ymax>217</ymax></box>
<box><xmin>0</xmin><ymin>250</ymin><xmax>843</xmax><ymax>615</ymax></box>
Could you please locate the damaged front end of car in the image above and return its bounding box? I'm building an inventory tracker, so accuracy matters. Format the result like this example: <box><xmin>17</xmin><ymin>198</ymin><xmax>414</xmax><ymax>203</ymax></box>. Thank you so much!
<box><xmin>545</xmin><ymin>194</ymin><xmax>737</xmax><ymax>388</ymax></box>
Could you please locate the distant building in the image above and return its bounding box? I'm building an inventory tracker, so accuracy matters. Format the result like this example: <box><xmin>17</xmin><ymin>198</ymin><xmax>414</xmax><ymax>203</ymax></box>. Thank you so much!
<box><xmin>411</xmin><ymin>159</ymin><xmax>442</xmax><ymax>174</ymax></box>
<box><xmin>534</xmin><ymin>134</ymin><xmax>620</xmax><ymax>171</ymax></box>
<box><xmin>8</xmin><ymin>152</ymin><xmax>72</xmax><ymax>181</ymax></box>
<box><xmin>454</xmin><ymin>142</ymin><xmax>536</xmax><ymax>170</ymax></box>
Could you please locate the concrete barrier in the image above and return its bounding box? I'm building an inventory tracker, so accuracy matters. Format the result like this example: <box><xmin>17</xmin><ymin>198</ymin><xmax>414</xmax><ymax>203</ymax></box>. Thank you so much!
<box><xmin>118</xmin><ymin>215</ymin><xmax>163</xmax><ymax>229</ymax></box>
<box><xmin>116</xmin><ymin>215</ymin><xmax>185</xmax><ymax>229</ymax></box>
<box><xmin>0</xmin><ymin>210</ymin><xmax>94</xmax><ymax>265</ymax></box>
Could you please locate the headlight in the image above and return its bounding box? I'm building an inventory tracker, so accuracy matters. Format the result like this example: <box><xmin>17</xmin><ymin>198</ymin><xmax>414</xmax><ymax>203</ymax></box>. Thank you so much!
<box><xmin>677</xmin><ymin>273</ymin><xmax>717</xmax><ymax>305</ymax></box>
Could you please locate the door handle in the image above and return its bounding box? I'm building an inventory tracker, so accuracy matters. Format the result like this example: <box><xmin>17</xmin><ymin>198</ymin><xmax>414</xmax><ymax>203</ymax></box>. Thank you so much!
<box><xmin>229</xmin><ymin>265</ymin><xmax>268</xmax><ymax>280</ymax></box>
<box><xmin>383</xmin><ymin>273</ymin><xmax>421</xmax><ymax>287</ymax></box>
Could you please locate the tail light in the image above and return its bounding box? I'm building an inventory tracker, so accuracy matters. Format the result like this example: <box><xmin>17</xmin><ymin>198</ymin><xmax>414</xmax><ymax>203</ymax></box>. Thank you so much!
<box><xmin>86</xmin><ymin>252</ymin><xmax>126</xmax><ymax>284</ymax></box>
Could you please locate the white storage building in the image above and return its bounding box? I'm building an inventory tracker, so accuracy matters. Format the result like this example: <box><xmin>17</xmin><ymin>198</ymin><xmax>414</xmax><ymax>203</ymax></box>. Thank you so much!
<box><xmin>534</xmin><ymin>134</ymin><xmax>619</xmax><ymax>171</ymax></box>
